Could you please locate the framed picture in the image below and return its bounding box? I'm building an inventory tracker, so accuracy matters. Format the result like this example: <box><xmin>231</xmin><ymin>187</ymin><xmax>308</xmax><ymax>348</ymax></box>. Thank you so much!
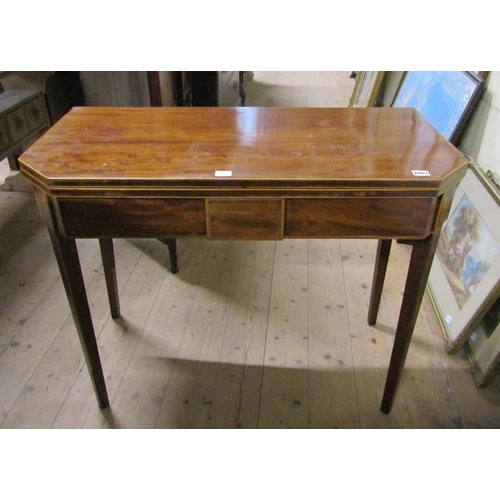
<box><xmin>349</xmin><ymin>71</ymin><xmax>385</xmax><ymax>107</ymax></box>
<box><xmin>392</xmin><ymin>71</ymin><xmax>485</xmax><ymax>145</ymax></box>
<box><xmin>464</xmin><ymin>295</ymin><xmax>500</xmax><ymax>386</ymax></box>
<box><xmin>427</xmin><ymin>163</ymin><xmax>500</xmax><ymax>354</ymax></box>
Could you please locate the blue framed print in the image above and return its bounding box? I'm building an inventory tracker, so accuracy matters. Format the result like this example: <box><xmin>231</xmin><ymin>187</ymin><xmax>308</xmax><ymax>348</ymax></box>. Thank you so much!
<box><xmin>392</xmin><ymin>71</ymin><xmax>485</xmax><ymax>145</ymax></box>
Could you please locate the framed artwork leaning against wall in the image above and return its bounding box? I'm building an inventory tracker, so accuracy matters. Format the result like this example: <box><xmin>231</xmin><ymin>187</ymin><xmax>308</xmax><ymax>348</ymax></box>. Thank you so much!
<box><xmin>465</xmin><ymin>293</ymin><xmax>500</xmax><ymax>386</ymax></box>
<box><xmin>392</xmin><ymin>71</ymin><xmax>485</xmax><ymax>145</ymax></box>
<box><xmin>349</xmin><ymin>71</ymin><xmax>385</xmax><ymax>107</ymax></box>
<box><xmin>427</xmin><ymin>163</ymin><xmax>500</xmax><ymax>354</ymax></box>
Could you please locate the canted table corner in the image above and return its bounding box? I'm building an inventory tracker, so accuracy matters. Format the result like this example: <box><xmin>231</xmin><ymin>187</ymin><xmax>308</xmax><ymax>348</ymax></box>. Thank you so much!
<box><xmin>18</xmin><ymin>106</ymin><xmax>468</xmax><ymax>415</ymax></box>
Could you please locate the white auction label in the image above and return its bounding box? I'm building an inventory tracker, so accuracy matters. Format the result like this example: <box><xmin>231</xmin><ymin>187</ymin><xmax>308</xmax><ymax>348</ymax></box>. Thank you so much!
<box><xmin>412</xmin><ymin>170</ymin><xmax>431</xmax><ymax>176</ymax></box>
<box><xmin>215</xmin><ymin>170</ymin><xmax>233</xmax><ymax>177</ymax></box>
<box><xmin>445</xmin><ymin>315</ymin><xmax>452</xmax><ymax>324</ymax></box>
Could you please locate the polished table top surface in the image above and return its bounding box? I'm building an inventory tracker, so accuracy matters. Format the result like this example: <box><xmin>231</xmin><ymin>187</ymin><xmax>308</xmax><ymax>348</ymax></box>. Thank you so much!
<box><xmin>19</xmin><ymin>106</ymin><xmax>467</xmax><ymax>194</ymax></box>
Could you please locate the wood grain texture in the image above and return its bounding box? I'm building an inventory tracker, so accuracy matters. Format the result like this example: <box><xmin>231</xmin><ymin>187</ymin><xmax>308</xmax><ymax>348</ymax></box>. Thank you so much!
<box><xmin>19</xmin><ymin>107</ymin><xmax>467</xmax><ymax>194</ymax></box>
<box><xmin>56</xmin><ymin>198</ymin><xmax>206</xmax><ymax>238</ymax></box>
<box><xmin>207</xmin><ymin>199</ymin><xmax>283</xmax><ymax>240</ymax></box>
<box><xmin>285</xmin><ymin>197</ymin><xmax>436</xmax><ymax>239</ymax></box>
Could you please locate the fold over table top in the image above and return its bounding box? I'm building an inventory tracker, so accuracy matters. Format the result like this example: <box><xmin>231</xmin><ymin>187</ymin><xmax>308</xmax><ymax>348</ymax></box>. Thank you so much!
<box><xmin>19</xmin><ymin>106</ymin><xmax>468</xmax><ymax>196</ymax></box>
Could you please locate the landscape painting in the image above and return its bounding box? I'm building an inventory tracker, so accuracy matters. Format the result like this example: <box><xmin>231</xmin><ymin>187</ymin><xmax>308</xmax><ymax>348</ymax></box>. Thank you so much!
<box><xmin>436</xmin><ymin>194</ymin><xmax>500</xmax><ymax>309</ymax></box>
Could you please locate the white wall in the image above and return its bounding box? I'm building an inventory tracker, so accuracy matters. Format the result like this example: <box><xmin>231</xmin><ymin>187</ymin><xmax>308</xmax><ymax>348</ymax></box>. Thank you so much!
<box><xmin>458</xmin><ymin>72</ymin><xmax>500</xmax><ymax>176</ymax></box>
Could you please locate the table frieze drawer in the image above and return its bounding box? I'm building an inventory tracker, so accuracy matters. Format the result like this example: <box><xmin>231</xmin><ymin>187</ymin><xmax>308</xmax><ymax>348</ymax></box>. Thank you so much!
<box><xmin>285</xmin><ymin>197</ymin><xmax>437</xmax><ymax>239</ymax></box>
<box><xmin>57</xmin><ymin>198</ymin><xmax>206</xmax><ymax>238</ymax></box>
<box><xmin>207</xmin><ymin>199</ymin><xmax>284</xmax><ymax>240</ymax></box>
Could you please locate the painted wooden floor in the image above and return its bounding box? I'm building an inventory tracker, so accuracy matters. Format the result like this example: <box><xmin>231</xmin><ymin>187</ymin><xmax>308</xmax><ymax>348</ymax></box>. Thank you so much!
<box><xmin>1</xmin><ymin>72</ymin><xmax>500</xmax><ymax>428</ymax></box>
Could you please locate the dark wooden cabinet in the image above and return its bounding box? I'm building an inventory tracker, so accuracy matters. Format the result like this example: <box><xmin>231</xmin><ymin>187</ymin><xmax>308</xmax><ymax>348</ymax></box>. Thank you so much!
<box><xmin>0</xmin><ymin>71</ymin><xmax>85</xmax><ymax>126</ymax></box>
<box><xmin>175</xmin><ymin>71</ymin><xmax>244</xmax><ymax>107</ymax></box>
<box><xmin>79</xmin><ymin>71</ymin><xmax>176</xmax><ymax>108</ymax></box>
<box><xmin>0</xmin><ymin>90</ymin><xmax>50</xmax><ymax>165</ymax></box>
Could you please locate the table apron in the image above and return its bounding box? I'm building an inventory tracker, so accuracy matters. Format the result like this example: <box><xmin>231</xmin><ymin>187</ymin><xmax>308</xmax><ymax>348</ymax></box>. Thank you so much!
<box><xmin>54</xmin><ymin>195</ymin><xmax>438</xmax><ymax>240</ymax></box>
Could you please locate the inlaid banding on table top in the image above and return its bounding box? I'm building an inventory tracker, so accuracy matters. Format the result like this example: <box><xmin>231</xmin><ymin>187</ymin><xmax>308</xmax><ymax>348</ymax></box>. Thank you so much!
<box><xmin>23</xmin><ymin>182</ymin><xmax>450</xmax><ymax>200</ymax></box>
<box><xmin>20</xmin><ymin>169</ymin><xmax>459</xmax><ymax>199</ymax></box>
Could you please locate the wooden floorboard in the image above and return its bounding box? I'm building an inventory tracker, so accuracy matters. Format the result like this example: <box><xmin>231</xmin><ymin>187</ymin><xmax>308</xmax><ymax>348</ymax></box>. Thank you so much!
<box><xmin>154</xmin><ymin>240</ymin><xmax>243</xmax><ymax>429</ymax></box>
<box><xmin>307</xmin><ymin>239</ymin><xmax>359</xmax><ymax>428</ymax></box>
<box><xmin>205</xmin><ymin>241</ymin><xmax>275</xmax><ymax>429</ymax></box>
<box><xmin>259</xmin><ymin>239</ymin><xmax>310</xmax><ymax>428</ymax></box>
<box><xmin>1</xmin><ymin>71</ymin><xmax>500</xmax><ymax>428</ymax></box>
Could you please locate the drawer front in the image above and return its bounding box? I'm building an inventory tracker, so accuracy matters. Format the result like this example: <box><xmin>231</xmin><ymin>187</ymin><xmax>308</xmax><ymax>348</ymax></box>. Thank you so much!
<box><xmin>24</xmin><ymin>96</ymin><xmax>47</xmax><ymax>132</ymax></box>
<box><xmin>207</xmin><ymin>199</ymin><xmax>284</xmax><ymax>240</ymax></box>
<box><xmin>285</xmin><ymin>197</ymin><xmax>437</xmax><ymax>239</ymax></box>
<box><xmin>6</xmin><ymin>107</ymin><xmax>29</xmax><ymax>143</ymax></box>
<box><xmin>57</xmin><ymin>198</ymin><xmax>206</xmax><ymax>238</ymax></box>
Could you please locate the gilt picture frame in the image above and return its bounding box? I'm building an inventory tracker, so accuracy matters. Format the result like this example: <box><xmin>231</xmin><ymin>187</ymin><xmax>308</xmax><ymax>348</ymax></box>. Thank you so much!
<box><xmin>464</xmin><ymin>295</ymin><xmax>500</xmax><ymax>387</ymax></box>
<box><xmin>349</xmin><ymin>71</ymin><xmax>385</xmax><ymax>107</ymax></box>
<box><xmin>427</xmin><ymin>163</ymin><xmax>500</xmax><ymax>354</ymax></box>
